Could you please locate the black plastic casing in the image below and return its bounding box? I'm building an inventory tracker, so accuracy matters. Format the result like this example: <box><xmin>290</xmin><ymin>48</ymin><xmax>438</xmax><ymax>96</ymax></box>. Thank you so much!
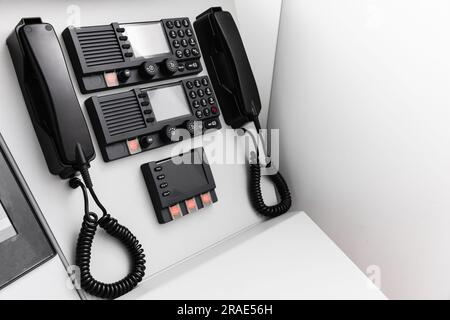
<box><xmin>194</xmin><ymin>7</ymin><xmax>261</xmax><ymax>129</ymax></box>
<box><xmin>141</xmin><ymin>148</ymin><xmax>218</xmax><ymax>224</ymax></box>
<box><xmin>63</xmin><ymin>18</ymin><xmax>203</xmax><ymax>93</ymax></box>
<box><xmin>85</xmin><ymin>76</ymin><xmax>221</xmax><ymax>162</ymax></box>
<box><xmin>7</xmin><ymin>18</ymin><xmax>95</xmax><ymax>179</ymax></box>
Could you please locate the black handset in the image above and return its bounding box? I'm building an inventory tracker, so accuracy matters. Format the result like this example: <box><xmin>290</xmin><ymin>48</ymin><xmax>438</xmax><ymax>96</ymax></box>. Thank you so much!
<box><xmin>7</xmin><ymin>18</ymin><xmax>95</xmax><ymax>179</ymax></box>
<box><xmin>195</xmin><ymin>8</ymin><xmax>292</xmax><ymax>217</ymax></box>
<box><xmin>194</xmin><ymin>7</ymin><xmax>261</xmax><ymax>128</ymax></box>
<box><xmin>7</xmin><ymin>18</ymin><xmax>145</xmax><ymax>299</ymax></box>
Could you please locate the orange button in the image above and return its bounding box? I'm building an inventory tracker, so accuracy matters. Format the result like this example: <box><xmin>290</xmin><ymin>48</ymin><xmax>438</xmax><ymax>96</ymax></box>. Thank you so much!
<box><xmin>127</xmin><ymin>138</ymin><xmax>141</xmax><ymax>154</ymax></box>
<box><xmin>201</xmin><ymin>192</ymin><xmax>213</xmax><ymax>206</ymax></box>
<box><xmin>169</xmin><ymin>204</ymin><xmax>182</xmax><ymax>219</ymax></box>
<box><xmin>104</xmin><ymin>71</ymin><xmax>119</xmax><ymax>87</ymax></box>
<box><xmin>185</xmin><ymin>198</ymin><xmax>197</xmax><ymax>212</ymax></box>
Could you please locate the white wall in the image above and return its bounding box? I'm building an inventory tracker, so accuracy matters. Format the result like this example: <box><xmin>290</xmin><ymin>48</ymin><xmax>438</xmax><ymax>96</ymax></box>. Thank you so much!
<box><xmin>270</xmin><ymin>0</ymin><xmax>450</xmax><ymax>299</ymax></box>
<box><xmin>234</xmin><ymin>0</ymin><xmax>282</xmax><ymax>128</ymax></box>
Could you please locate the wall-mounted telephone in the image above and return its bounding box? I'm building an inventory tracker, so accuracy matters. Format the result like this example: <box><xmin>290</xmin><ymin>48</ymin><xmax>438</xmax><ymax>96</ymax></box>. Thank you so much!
<box><xmin>63</xmin><ymin>18</ymin><xmax>202</xmax><ymax>93</ymax></box>
<box><xmin>7</xmin><ymin>18</ymin><xmax>146</xmax><ymax>300</ymax></box>
<box><xmin>195</xmin><ymin>8</ymin><xmax>292</xmax><ymax>217</ymax></box>
<box><xmin>5</xmin><ymin>7</ymin><xmax>291</xmax><ymax>300</ymax></box>
<box><xmin>86</xmin><ymin>76</ymin><xmax>221</xmax><ymax>162</ymax></box>
<box><xmin>195</xmin><ymin>8</ymin><xmax>261</xmax><ymax>129</ymax></box>
<box><xmin>7</xmin><ymin>18</ymin><xmax>95</xmax><ymax>179</ymax></box>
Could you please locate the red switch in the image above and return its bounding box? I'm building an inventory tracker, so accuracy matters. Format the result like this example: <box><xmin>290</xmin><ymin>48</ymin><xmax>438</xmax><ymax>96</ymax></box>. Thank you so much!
<box><xmin>127</xmin><ymin>138</ymin><xmax>141</xmax><ymax>155</ymax></box>
<box><xmin>104</xmin><ymin>71</ymin><xmax>119</xmax><ymax>87</ymax></box>
<box><xmin>169</xmin><ymin>204</ymin><xmax>182</xmax><ymax>219</ymax></box>
<box><xmin>200</xmin><ymin>192</ymin><xmax>213</xmax><ymax>206</ymax></box>
<box><xmin>185</xmin><ymin>198</ymin><xmax>198</xmax><ymax>213</ymax></box>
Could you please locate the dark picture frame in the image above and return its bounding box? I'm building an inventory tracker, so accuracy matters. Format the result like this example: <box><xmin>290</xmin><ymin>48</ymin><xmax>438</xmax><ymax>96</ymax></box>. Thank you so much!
<box><xmin>0</xmin><ymin>133</ymin><xmax>55</xmax><ymax>290</ymax></box>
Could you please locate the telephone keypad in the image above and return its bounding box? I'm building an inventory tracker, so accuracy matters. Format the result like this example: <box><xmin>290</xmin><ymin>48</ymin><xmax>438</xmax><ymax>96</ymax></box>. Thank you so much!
<box><xmin>164</xmin><ymin>18</ymin><xmax>200</xmax><ymax>63</ymax></box>
<box><xmin>183</xmin><ymin>76</ymin><xmax>220</xmax><ymax>124</ymax></box>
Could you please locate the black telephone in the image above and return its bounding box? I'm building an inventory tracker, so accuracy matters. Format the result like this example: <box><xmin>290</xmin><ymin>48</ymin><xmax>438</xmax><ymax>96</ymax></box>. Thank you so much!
<box><xmin>7</xmin><ymin>18</ymin><xmax>146</xmax><ymax>300</ymax></box>
<box><xmin>195</xmin><ymin>7</ymin><xmax>262</xmax><ymax>129</ymax></box>
<box><xmin>195</xmin><ymin>8</ymin><xmax>292</xmax><ymax>217</ymax></box>
<box><xmin>7</xmin><ymin>18</ymin><xmax>95</xmax><ymax>179</ymax></box>
<box><xmin>5</xmin><ymin>8</ymin><xmax>290</xmax><ymax>300</ymax></box>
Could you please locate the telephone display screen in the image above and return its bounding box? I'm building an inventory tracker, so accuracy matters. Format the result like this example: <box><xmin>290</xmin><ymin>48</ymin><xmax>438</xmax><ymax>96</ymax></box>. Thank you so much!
<box><xmin>0</xmin><ymin>201</ymin><xmax>16</xmax><ymax>243</ymax></box>
<box><xmin>120</xmin><ymin>22</ymin><xmax>171</xmax><ymax>58</ymax></box>
<box><xmin>147</xmin><ymin>85</ymin><xmax>191</xmax><ymax>122</ymax></box>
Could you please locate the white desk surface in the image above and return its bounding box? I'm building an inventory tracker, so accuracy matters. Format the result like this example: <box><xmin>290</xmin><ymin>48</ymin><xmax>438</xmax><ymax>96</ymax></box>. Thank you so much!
<box><xmin>0</xmin><ymin>212</ymin><xmax>386</xmax><ymax>300</ymax></box>
<box><xmin>124</xmin><ymin>212</ymin><xmax>386</xmax><ymax>300</ymax></box>
<box><xmin>0</xmin><ymin>257</ymin><xmax>78</xmax><ymax>300</ymax></box>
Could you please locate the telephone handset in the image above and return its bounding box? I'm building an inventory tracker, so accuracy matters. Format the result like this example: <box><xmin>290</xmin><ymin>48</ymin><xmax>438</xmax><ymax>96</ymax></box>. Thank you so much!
<box><xmin>194</xmin><ymin>7</ymin><xmax>261</xmax><ymax>128</ymax></box>
<box><xmin>195</xmin><ymin>8</ymin><xmax>292</xmax><ymax>217</ymax></box>
<box><xmin>8</xmin><ymin>18</ymin><xmax>145</xmax><ymax>299</ymax></box>
<box><xmin>7</xmin><ymin>18</ymin><xmax>95</xmax><ymax>179</ymax></box>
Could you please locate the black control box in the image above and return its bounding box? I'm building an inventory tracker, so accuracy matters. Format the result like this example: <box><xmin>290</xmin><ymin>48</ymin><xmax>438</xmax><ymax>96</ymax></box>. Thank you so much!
<box><xmin>85</xmin><ymin>76</ymin><xmax>221</xmax><ymax>162</ymax></box>
<box><xmin>63</xmin><ymin>18</ymin><xmax>202</xmax><ymax>93</ymax></box>
<box><xmin>141</xmin><ymin>148</ymin><xmax>218</xmax><ymax>224</ymax></box>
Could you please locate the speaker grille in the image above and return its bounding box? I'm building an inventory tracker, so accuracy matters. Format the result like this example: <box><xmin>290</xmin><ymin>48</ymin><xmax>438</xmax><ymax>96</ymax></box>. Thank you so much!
<box><xmin>99</xmin><ymin>94</ymin><xmax>146</xmax><ymax>136</ymax></box>
<box><xmin>77</xmin><ymin>27</ymin><xmax>124</xmax><ymax>67</ymax></box>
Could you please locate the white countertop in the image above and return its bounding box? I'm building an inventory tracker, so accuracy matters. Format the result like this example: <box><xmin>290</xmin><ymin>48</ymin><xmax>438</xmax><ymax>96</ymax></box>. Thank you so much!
<box><xmin>0</xmin><ymin>212</ymin><xmax>385</xmax><ymax>300</ymax></box>
<box><xmin>124</xmin><ymin>212</ymin><xmax>386</xmax><ymax>300</ymax></box>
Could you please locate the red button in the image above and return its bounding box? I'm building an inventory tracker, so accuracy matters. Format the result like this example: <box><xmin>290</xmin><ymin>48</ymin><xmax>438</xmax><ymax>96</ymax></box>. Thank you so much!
<box><xmin>201</xmin><ymin>192</ymin><xmax>213</xmax><ymax>206</ymax></box>
<box><xmin>127</xmin><ymin>138</ymin><xmax>141</xmax><ymax>154</ymax></box>
<box><xmin>185</xmin><ymin>198</ymin><xmax>198</xmax><ymax>213</ymax></box>
<box><xmin>211</xmin><ymin>106</ymin><xmax>218</xmax><ymax>114</ymax></box>
<box><xmin>186</xmin><ymin>198</ymin><xmax>197</xmax><ymax>210</ymax></box>
<box><xmin>169</xmin><ymin>204</ymin><xmax>182</xmax><ymax>219</ymax></box>
<box><xmin>104</xmin><ymin>72</ymin><xmax>119</xmax><ymax>87</ymax></box>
